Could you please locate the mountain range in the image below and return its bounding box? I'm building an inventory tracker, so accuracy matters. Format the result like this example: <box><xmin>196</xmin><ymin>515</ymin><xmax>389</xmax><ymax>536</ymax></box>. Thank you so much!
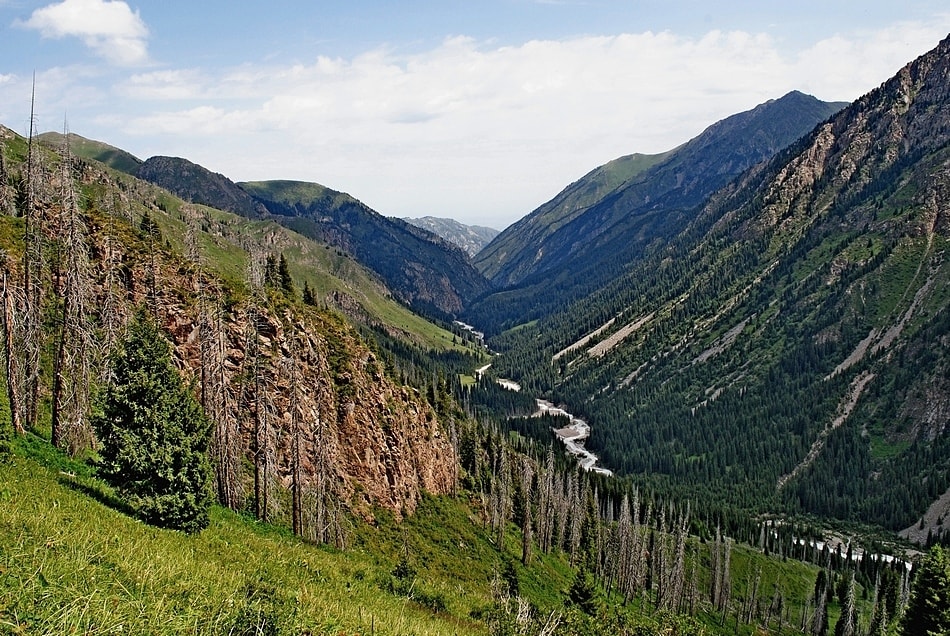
<box><xmin>33</xmin><ymin>46</ymin><xmax>950</xmax><ymax>536</ymax></box>
<box><xmin>5</xmin><ymin>29</ymin><xmax>950</xmax><ymax>636</ymax></box>
<box><xmin>34</xmin><ymin>139</ymin><xmax>491</xmax><ymax>321</ymax></box>
<box><xmin>482</xmin><ymin>34</ymin><xmax>950</xmax><ymax>533</ymax></box>
<box><xmin>403</xmin><ymin>215</ymin><xmax>500</xmax><ymax>256</ymax></box>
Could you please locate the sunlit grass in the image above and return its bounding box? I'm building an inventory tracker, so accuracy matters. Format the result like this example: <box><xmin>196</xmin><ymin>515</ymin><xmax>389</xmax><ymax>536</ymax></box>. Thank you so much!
<box><xmin>0</xmin><ymin>448</ymin><xmax>487</xmax><ymax>635</ymax></box>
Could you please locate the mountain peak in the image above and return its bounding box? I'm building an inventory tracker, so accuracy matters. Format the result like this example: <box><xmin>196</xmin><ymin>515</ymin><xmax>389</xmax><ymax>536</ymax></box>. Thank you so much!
<box><xmin>402</xmin><ymin>216</ymin><xmax>500</xmax><ymax>257</ymax></box>
<box><xmin>470</xmin><ymin>92</ymin><xmax>847</xmax><ymax>331</ymax></box>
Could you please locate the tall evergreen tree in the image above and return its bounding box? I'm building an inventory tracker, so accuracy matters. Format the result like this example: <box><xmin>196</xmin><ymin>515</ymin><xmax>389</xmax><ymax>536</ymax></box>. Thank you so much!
<box><xmin>900</xmin><ymin>545</ymin><xmax>950</xmax><ymax>636</ymax></box>
<box><xmin>92</xmin><ymin>308</ymin><xmax>213</xmax><ymax>533</ymax></box>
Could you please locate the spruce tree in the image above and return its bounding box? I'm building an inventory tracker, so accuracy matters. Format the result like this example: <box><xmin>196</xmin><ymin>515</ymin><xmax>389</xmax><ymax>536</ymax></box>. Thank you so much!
<box><xmin>900</xmin><ymin>545</ymin><xmax>950</xmax><ymax>636</ymax></box>
<box><xmin>93</xmin><ymin>308</ymin><xmax>213</xmax><ymax>533</ymax></box>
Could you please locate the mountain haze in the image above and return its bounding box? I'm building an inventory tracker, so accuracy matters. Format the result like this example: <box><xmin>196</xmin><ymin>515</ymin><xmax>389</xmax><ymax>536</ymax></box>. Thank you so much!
<box><xmin>402</xmin><ymin>215</ymin><xmax>500</xmax><ymax>256</ymax></box>
<box><xmin>470</xmin><ymin>91</ymin><xmax>848</xmax><ymax>334</ymax></box>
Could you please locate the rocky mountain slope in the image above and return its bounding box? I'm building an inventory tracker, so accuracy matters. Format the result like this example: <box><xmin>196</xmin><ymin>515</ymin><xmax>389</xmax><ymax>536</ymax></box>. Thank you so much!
<box><xmin>136</xmin><ymin>155</ymin><xmax>269</xmax><ymax>218</ymax></box>
<box><xmin>402</xmin><ymin>215</ymin><xmax>500</xmax><ymax>256</ymax></box>
<box><xmin>486</xmin><ymin>36</ymin><xmax>950</xmax><ymax>532</ymax></box>
<box><xmin>469</xmin><ymin>91</ymin><xmax>847</xmax><ymax>334</ymax></box>
<box><xmin>1</xmin><ymin>125</ymin><xmax>458</xmax><ymax>521</ymax></box>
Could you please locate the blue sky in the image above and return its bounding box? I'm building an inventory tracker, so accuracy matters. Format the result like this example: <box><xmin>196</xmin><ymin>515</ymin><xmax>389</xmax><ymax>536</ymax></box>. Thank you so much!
<box><xmin>1</xmin><ymin>1</ymin><xmax>949</xmax><ymax>229</ymax></box>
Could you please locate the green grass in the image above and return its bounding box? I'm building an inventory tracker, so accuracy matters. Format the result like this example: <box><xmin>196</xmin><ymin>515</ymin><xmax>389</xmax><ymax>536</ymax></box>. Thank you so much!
<box><xmin>1</xmin><ymin>434</ymin><xmax>884</xmax><ymax>636</ymax></box>
<box><xmin>0</xmin><ymin>445</ymin><xmax>492</xmax><ymax>635</ymax></box>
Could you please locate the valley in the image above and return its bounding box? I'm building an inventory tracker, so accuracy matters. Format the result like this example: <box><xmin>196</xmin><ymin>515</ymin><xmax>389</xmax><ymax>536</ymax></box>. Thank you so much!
<box><xmin>1</xmin><ymin>26</ymin><xmax>950</xmax><ymax>636</ymax></box>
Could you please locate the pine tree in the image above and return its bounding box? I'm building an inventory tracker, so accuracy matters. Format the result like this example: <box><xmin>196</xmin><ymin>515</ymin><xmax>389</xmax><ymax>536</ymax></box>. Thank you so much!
<box><xmin>900</xmin><ymin>545</ymin><xmax>950</xmax><ymax>636</ymax></box>
<box><xmin>302</xmin><ymin>281</ymin><xmax>316</xmax><ymax>306</ymax></box>
<box><xmin>277</xmin><ymin>254</ymin><xmax>294</xmax><ymax>295</ymax></box>
<box><xmin>92</xmin><ymin>308</ymin><xmax>213</xmax><ymax>533</ymax></box>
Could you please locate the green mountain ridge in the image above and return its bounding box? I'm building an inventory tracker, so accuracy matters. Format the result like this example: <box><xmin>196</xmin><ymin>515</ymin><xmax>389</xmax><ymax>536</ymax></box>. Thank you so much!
<box><xmin>469</xmin><ymin>91</ymin><xmax>848</xmax><ymax>335</ymax></box>
<box><xmin>241</xmin><ymin>179</ymin><xmax>491</xmax><ymax>320</ymax></box>
<box><xmin>34</xmin><ymin>130</ymin><xmax>464</xmax><ymax>352</ymax></box>
<box><xmin>111</xmin><ymin>151</ymin><xmax>490</xmax><ymax>320</ymax></box>
<box><xmin>485</xmin><ymin>34</ymin><xmax>950</xmax><ymax>535</ymax></box>
<box><xmin>36</xmin><ymin>130</ymin><xmax>143</xmax><ymax>174</ymax></box>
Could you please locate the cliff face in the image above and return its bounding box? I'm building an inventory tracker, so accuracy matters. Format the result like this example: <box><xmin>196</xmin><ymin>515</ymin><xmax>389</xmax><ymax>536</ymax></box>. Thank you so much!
<box><xmin>150</xmin><ymin>234</ymin><xmax>456</xmax><ymax>521</ymax></box>
<box><xmin>166</xmin><ymin>296</ymin><xmax>458</xmax><ymax>520</ymax></box>
<box><xmin>7</xmin><ymin>145</ymin><xmax>458</xmax><ymax>522</ymax></box>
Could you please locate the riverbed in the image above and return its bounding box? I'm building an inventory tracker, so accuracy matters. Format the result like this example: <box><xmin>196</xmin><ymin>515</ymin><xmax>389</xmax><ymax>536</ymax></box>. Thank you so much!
<box><xmin>536</xmin><ymin>400</ymin><xmax>613</xmax><ymax>476</ymax></box>
<box><xmin>476</xmin><ymin>362</ymin><xmax>611</xmax><ymax>475</ymax></box>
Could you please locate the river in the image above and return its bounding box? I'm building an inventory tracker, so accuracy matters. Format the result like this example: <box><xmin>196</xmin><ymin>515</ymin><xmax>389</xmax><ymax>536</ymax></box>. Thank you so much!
<box><xmin>476</xmin><ymin>363</ymin><xmax>612</xmax><ymax>476</ymax></box>
<box><xmin>535</xmin><ymin>400</ymin><xmax>613</xmax><ymax>476</ymax></box>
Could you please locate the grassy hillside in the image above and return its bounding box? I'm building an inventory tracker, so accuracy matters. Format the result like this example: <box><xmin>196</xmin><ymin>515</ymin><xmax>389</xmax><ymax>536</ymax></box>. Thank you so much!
<box><xmin>37</xmin><ymin>131</ymin><xmax>143</xmax><ymax>174</ymax></box>
<box><xmin>3</xmin><ymin>434</ymin><xmax>870</xmax><ymax>636</ymax></box>
<box><xmin>0</xmin><ymin>437</ymin><xmax>489</xmax><ymax>635</ymax></box>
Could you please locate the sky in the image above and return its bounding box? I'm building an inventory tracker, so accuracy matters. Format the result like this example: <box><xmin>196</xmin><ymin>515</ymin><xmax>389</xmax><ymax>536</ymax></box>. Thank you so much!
<box><xmin>1</xmin><ymin>2</ymin><xmax>949</xmax><ymax>230</ymax></box>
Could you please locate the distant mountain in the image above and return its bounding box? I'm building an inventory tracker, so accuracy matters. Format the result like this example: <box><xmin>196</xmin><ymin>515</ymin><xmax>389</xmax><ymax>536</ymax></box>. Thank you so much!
<box><xmin>240</xmin><ymin>180</ymin><xmax>490</xmax><ymax>319</ymax></box>
<box><xmin>402</xmin><ymin>216</ymin><xmax>499</xmax><ymax>256</ymax></box>
<box><xmin>37</xmin><ymin>131</ymin><xmax>142</xmax><ymax>174</ymax></box>
<box><xmin>486</xmin><ymin>36</ymin><xmax>950</xmax><ymax>532</ymax></box>
<box><xmin>135</xmin><ymin>156</ymin><xmax>269</xmax><ymax>219</ymax></box>
<box><xmin>127</xmin><ymin>154</ymin><xmax>489</xmax><ymax>319</ymax></box>
<box><xmin>469</xmin><ymin>91</ymin><xmax>848</xmax><ymax>334</ymax></box>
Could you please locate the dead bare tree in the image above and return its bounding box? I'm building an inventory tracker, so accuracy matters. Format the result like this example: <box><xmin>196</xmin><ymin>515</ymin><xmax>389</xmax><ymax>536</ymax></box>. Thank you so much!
<box><xmin>0</xmin><ymin>143</ymin><xmax>11</xmax><ymax>216</ymax></box>
<box><xmin>537</xmin><ymin>449</ymin><xmax>556</xmax><ymax>554</ymax></box>
<box><xmin>284</xmin><ymin>322</ymin><xmax>303</xmax><ymax>536</ymax></box>
<box><xmin>490</xmin><ymin>443</ymin><xmax>511</xmax><ymax>547</ymax></box>
<box><xmin>302</xmin><ymin>326</ymin><xmax>337</xmax><ymax>546</ymax></box>
<box><xmin>520</xmin><ymin>462</ymin><xmax>533</xmax><ymax>566</ymax></box>
<box><xmin>95</xmin><ymin>199</ymin><xmax>123</xmax><ymax>384</ymax></box>
<box><xmin>1</xmin><ymin>257</ymin><xmax>24</xmax><ymax>435</ymax></box>
<box><xmin>49</xmin><ymin>127</ymin><xmax>95</xmax><ymax>454</ymax></box>
<box><xmin>188</xmin><ymin>220</ymin><xmax>242</xmax><ymax>510</ymax></box>
<box><xmin>21</xmin><ymin>78</ymin><xmax>44</xmax><ymax>430</ymax></box>
<box><xmin>241</xmin><ymin>250</ymin><xmax>273</xmax><ymax>522</ymax></box>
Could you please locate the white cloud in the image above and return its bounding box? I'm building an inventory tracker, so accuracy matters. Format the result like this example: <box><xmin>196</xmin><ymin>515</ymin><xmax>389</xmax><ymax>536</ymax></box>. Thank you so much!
<box><xmin>34</xmin><ymin>19</ymin><xmax>950</xmax><ymax>228</ymax></box>
<box><xmin>120</xmin><ymin>70</ymin><xmax>205</xmax><ymax>100</ymax></box>
<box><xmin>19</xmin><ymin>0</ymin><xmax>148</xmax><ymax>66</ymax></box>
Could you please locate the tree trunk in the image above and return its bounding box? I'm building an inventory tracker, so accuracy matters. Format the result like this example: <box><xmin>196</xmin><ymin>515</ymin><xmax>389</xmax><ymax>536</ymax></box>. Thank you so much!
<box><xmin>1</xmin><ymin>270</ymin><xmax>23</xmax><ymax>435</ymax></box>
